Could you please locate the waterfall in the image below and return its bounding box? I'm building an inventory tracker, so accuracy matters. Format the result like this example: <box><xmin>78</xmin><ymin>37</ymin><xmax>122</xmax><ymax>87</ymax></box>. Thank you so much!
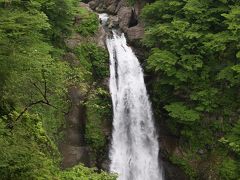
<box><xmin>100</xmin><ymin>14</ymin><xmax>163</xmax><ymax>180</ymax></box>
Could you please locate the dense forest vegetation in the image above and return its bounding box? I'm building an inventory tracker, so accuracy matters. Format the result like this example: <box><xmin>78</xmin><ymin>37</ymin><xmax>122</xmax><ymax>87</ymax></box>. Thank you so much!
<box><xmin>1</xmin><ymin>0</ymin><xmax>240</xmax><ymax>179</ymax></box>
<box><xmin>141</xmin><ymin>0</ymin><xmax>240</xmax><ymax>179</ymax></box>
<box><xmin>0</xmin><ymin>0</ymin><xmax>115</xmax><ymax>179</ymax></box>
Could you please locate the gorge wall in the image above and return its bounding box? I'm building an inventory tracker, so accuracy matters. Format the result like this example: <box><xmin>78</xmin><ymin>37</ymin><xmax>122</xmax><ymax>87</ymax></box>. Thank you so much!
<box><xmin>59</xmin><ymin>2</ymin><xmax>111</xmax><ymax>171</ymax></box>
<box><xmin>60</xmin><ymin>1</ymin><xmax>188</xmax><ymax>179</ymax></box>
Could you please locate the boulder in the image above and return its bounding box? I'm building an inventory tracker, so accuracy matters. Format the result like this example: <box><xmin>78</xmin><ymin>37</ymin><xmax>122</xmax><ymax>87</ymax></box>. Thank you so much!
<box><xmin>108</xmin><ymin>16</ymin><xmax>119</xmax><ymax>29</ymax></box>
<box><xmin>117</xmin><ymin>7</ymin><xmax>132</xmax><ymax>31</ymax></box>
<box><xmin>115</xmin><ymin>0</ymin><xmax>128</xmax><ymax>13</ymax></box>
<box><xmin>95</xmin><ymin>26</ymin><xmax>107</xmax><ymax>48</ymax></box>
<box><xmin>107</xmin><ymin>3</ymin><xmax>117</xmax><ymax>14</ymax></box>
<box><xmin>88</xmin><ymin>0</ymin><xmax>145</xmax><ymax>44</ymax></box>
<box><xmin>60</xmin><ymin>145</ymin><xmax>91</xmax><ymax>169</ymax></box>
<box><xmin>95</xmin><ymin>6</ymin><xmax>105</xmax><ymax>13</ymax></box>
<box><xmin>133</xmin><ymin>0</ymin><xmax>146</xmax><ymax>16</ymax></box>
<box><xmin>89</xmin><ymin>0</ymin><xmax>99</xmax><ymax>10</ymax></box>
<box><xmin>126</xmin><ymin>24</ymin><xmax>144</xmax><ymax>42</ymax></box>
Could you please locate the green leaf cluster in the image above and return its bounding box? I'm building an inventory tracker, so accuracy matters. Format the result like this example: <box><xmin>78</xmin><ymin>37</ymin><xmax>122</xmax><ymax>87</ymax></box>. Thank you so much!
<box><xmin>85</xmin><ymin>88</ymin><xmax>111</xmax><ymax>151</ymax></box>
<box><xmin>59</xmin><ymin>164</ymin><xmax>116</xmax><ymax>180</ymax></box>
<box><xmin>141</xmin><ymin>0</ymin><xmax>240</xmax><ymax>178</ymax></box>
<box><xmin>0</xmin><ymin>113</ymin><xmax>59</xmax><ymax>179</ymax></box>
<box><xmin>0</xmin><ymin>1</ymin><xmax>113</xmax><ymax>179</ymax></box>
<box><xmin>170</xmin><ymin>155</ymin><xmax>197</xmax><ymax>180</ymax></box>
<box><xmin>165</xmin><ymin>102</ymin><xmax>200</xmax><ymax>124</ymax></box>
<box><xmin>74</xmin><ymin>7</ymin><xmax>99</xmax><ymax>36</ymax></box>
<box><xmin>218</xmin><ymin>158</ymin><xmax>240</xmax><ymax>180</ymax></box>
<box><xmin>75</xmin><ymin>43</ymin><xmax>109</xmax><ymax>80</ymax></box>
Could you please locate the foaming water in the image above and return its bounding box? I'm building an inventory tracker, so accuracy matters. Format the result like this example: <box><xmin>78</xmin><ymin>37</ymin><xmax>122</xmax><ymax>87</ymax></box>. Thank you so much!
<box><xmin>106</xmin><ymin>30</ymin><xmax>164</xmax><ymax>180</ymax></box>
<box><xmin>99</xmin><ymin>13</ymin><xmax>109</xmax><ymax>25</ymax></box>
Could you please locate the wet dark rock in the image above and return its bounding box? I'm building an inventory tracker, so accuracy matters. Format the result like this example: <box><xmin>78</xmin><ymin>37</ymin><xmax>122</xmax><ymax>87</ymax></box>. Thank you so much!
<box><xmin>79</xmin><ymin>2</ymin><xmax>93</xmax><ymax>11</ymax></box>
<box><xmin>60</xmin><ymin>145</ymin><xmax>91</xmax><ymax>169</ymax></box>
<box><xmin>96</xmin><ymin>6</ymin><xmax>106</xmax><ymax>13</ymax></box>
<box><xmin>128</xmin><ymin>9</ymin><xmax>138</xmax><ymax>28</ymax></box>
<box><xmin>59</xmin><ymin>87</ymin><xmax>92</xmax><ymax>169</ymax></box>
<box><xmin>101</xmin><ymin>158</ymin><xmax>111</xmax><ymax>171</ymax></box>
<box><xmin>157</xmin><ymin>118</ymin><xmax>189</xmax><ymax>180</ymax></box>
<box><xmin>163</xmin><ymin>160</ymin><xmax>189</xmax><ymax>180</ymax></box>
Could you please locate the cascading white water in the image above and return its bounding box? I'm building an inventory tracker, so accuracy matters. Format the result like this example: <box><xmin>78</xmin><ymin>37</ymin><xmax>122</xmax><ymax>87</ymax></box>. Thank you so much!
<box><xmin>100</xmin><ymin>13</ymin><xmax>163</xmax><ymax>180</ymax></box>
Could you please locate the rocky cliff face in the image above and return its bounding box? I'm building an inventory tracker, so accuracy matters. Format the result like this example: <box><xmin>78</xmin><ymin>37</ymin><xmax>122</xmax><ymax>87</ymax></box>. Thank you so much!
<box><xmin>59</xmin><ymin>2</ymin><xmax>109</xmax><ymax>170</ymax></box>
<box><xmin>59</xmin><ymin>86</ymin><xmax>91</xmax><ymax>169</ymax></box>
<box><xmin>89</xmin><ymin>0</ymin><xmax>145</xmax><ymax>45</ymax></box>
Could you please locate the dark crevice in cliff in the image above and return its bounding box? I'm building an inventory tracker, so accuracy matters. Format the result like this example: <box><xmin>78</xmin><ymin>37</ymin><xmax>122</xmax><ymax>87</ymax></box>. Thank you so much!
<box><xmin>128</xmin><ymin>9</ymin><xmax>138</xmax><ymax>28</ymax></box>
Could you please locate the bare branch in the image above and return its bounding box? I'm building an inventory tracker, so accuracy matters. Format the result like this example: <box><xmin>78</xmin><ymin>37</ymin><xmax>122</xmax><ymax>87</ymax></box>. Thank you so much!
<box><xmin>15</xmin><ymin>100</ymin><xmax>45</xmax><ymax>122</ymax></box>
<box><xmin>11</xmin><ymin>67</ymin><xmax>67</xmax><ymax>129</ymax></box>
<box><xmin>30</xmin><ymin>80</ymin><xmax>45</xmax><ymax>98</ymax></box>
<box><xmin>41</xmin><ymin>68</ymin><xmax>47</xmax><ymax>99</ymax></box>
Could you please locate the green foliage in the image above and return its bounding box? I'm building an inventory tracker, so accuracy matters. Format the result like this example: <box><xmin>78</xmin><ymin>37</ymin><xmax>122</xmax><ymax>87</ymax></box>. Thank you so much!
<box><xmin>219</xmin><ymin>120</ymin><xmax>240</xmax><ymax>155</ymax></box>
<box><xmin>0</xmin><ymin>113</ymin><xmax>115</xmax><ymax>180</ymax></box>
<box><xmin>0</xmin><ymin>1</ymin><xmax>73</xmax><ymax>142</ymax></box>
<box><xmin>0</xmin><ymin>9</ymin><xmax>50</xmax><ymax>40</ymax></box>
<box><xmin>74</xmin><ymin>42</ymin><xmax>111</xmax><ymax>160</ymax></box>
<box><xmin>85</xmin><ymin>88</ymin><xmax>111</xmax><ymax>151</ymax></box>
<box><xmin>0</xmin><ymin>113</ymin><xmax>59</xmax><ymax>180</ymax></box>
<box><xmin>218</xmin><ymin>158</ymin><xmax>240</xmax><ymax>180</ymax></box>
<box><xmin>142</xmin><ymin>0</ymin><xmax>240</xmax><ymax>178</ymax></box>
<box><xmin>147</xmin><ymin>48</ymin><xmax>178</xmax><ymax>76</ymax></box>
<box><xmin>74</xmin><ymin>8</ymin><xmax>99</xmax><ymax>36</ymax></box>
<box><xmin>170</xmin><ymin>155</ymin><xmax>197</xmax><ymax>180</ymax></box>
<box><xmin>0</xmin><ymin>19</ymin><xmax>70</xmax><ymax>139</ymax></box>
<box><xmin>127</xmin><ymin>0</ymin><xmax>135</xmax><ymax>6</ymax></box>
<box><xmin>0</xmin><ymin>1</ymin><xmax>113</xmax><ymax>179</ymax></box>
<box><xmin>165</xmin><ymin>103</ymin><xmax>200</xmax><ymax>124</ymax></box>
<box><xmin>75</xmin><ymin>43</ymin><xmax>109</xmax><ymax>80</ymax></box>
<box><xmin>59</xmin><ymin>164</ymin><xmax>117</xmax><ymax>180</ymax></box>
<box><xmin>190</xmin><ymin>88</ymin><xmax>219</xmax><ymax>112</ymax></box>
<box><xmin>42</xmin><ymin>0</ymin><xmax>78</xmax><ymax>45</ymax></box>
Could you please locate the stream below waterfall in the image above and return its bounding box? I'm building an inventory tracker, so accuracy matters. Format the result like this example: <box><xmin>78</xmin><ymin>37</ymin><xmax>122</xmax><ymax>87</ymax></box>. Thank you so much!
<box><xmin>99</xmin><ymin>13</ymin><xmax>163</xmax><ymax>180</ymax></box>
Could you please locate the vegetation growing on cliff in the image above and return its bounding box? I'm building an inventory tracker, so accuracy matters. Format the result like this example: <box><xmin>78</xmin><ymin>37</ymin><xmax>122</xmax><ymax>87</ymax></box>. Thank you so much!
<box><xmin>2</xmin><ymin>0</ymin><xmax>240</xmax><ymax>179</ymax></box>
<box><xmin>75</xmin><ymin>8</ymin><xmax>99</xmax><ymax>36</ymax></box>
<box><xmin>75</xmin><ymin>42</ymin><xmax>111</xmax><ymax>166</ymax></box>
<box><xmin>142</xmin><ymin>0</ymin><xmax>240</xmax><ymax>179</ymax></box>
<box><xmin>0</xmin><ymin>0</ymin><xmax>114</xmax><ymax>179</ymax></box>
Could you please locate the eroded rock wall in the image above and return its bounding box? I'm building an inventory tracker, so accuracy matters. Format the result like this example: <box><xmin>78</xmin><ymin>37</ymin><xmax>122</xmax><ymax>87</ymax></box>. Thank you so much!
<box><xmin>59</xmin><ymin>2</ymin><xmax>108</xmax><ymax>170</ymax></box>
<box><xmin>89</xmin><ymin>0</ymin><xmax>145</xmax><ymax>45</ymax></box>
